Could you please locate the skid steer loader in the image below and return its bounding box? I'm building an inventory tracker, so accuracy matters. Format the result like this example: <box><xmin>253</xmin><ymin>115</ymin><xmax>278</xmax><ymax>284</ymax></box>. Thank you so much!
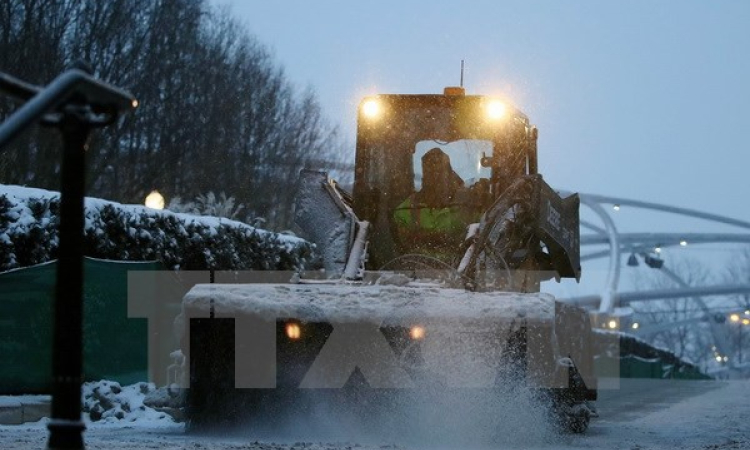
<box><xmin>180</xmin><ymin>87</ymin><xmax>597</xmax><ymax>434</ymax></box>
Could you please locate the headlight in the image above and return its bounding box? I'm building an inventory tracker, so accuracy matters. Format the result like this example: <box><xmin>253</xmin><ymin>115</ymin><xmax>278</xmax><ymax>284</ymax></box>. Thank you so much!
<box><xmin>285</xmin><ymin>322</ymin><xmax>301</xmax><ymax>340</ymax></box>
<box><xmin>361</xmin><ymin>98</ymin><xmax>381</xmax><ymax>118</ymax></box>
<box><xmin>485</xmin><ymin>99</ymin><xmax>507</xmax><ymax>120</ymax></box>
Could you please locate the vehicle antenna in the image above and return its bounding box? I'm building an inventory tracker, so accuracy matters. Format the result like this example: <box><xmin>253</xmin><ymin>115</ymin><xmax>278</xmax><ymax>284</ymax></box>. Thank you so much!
<box><xmin>460</xmin><ymin>60</ymin><xmax>465</xmax><ymax>87</ymax></box>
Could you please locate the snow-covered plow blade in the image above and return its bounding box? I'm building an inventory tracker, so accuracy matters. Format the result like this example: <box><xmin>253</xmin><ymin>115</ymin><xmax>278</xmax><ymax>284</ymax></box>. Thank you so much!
<box><xmin>179</xmin><ymin>282</ymin><xmax>597</xmax><ymax>433</ymax></box>
<box><xmin>294</xmin><ymin>169</ymin><xmax>368</xmax><ymax>279</ymax></box>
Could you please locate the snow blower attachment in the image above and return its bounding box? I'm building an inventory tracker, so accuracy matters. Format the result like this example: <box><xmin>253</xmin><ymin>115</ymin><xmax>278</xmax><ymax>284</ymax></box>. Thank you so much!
<box><xmin>182</xmin><ymin>87</ymin><xmax>596</xmax><ymax>434</ymax></box>
<box><xmin>295</xmin><ymin>170</ymin><xmax>369</xmax><ymax>279</ymax></box>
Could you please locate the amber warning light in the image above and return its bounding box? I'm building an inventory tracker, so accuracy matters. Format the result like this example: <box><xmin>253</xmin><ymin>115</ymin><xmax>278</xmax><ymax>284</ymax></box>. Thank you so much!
<box><xmin>443</xmin><ymin>86</ymin><xmax>465</xmax><ymax>96</ymax></box>
<box><xmin>410</xmin><ymin>326</ymin><xmax>426</xmax><ymax>340</ymax></box>
<box><xmin>285</xmin><ymin>322</ymin><xmax>301</xmax><ymax>340</ymax></box>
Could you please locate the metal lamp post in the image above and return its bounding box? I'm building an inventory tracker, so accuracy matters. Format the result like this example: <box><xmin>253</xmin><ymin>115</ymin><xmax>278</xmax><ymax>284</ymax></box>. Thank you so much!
<box><xmin>729</xmin><ymin>312</ymin><xmax>750</xmax><ymax>365</ymax></box>
<box><xmin>0</xmin><ymin>64</ymin><xmax>136</xmax><ymax>450</ymax></box>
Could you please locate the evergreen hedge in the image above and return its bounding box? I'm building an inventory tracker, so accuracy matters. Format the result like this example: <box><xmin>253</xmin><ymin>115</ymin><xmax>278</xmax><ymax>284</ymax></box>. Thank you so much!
<box><xmin>0</xmin><ymin>186</ymin><xmax>312</xmax><ymax>272</ymax></box>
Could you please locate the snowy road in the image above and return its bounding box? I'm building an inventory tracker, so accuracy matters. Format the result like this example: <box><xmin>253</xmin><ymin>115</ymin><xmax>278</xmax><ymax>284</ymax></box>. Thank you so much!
<box><xmin>2</xmin><ymin>379</ymin><xmax>748</xmax><ymax>450</ymax></box>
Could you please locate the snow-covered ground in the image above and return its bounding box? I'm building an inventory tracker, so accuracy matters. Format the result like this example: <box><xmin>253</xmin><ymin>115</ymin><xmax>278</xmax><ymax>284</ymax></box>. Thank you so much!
<box><xmin>1</xmin><ymin>379</ymin><xmax>748</xmax><ymax>449</ymax></box>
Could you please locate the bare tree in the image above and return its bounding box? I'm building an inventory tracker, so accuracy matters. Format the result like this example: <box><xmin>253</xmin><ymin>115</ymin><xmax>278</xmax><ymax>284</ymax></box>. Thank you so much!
<box><xmin>0</xmin><ymin>0</ymin><xmax>76</xmax><ymax>187</ymax></box>
<box><xmin>723</xmin><ymin>246</ymin><xmax>750</xmax><ymax>365</ymax></box>
<box><xmin>0</xmin><ymin>0</ymin><xmax>350</xmax><ymax>230</ymax></box>
<box><xmin>629</xmin><ymin>257</ymin><xmax>715</xmax><ymax>367</ymax></box>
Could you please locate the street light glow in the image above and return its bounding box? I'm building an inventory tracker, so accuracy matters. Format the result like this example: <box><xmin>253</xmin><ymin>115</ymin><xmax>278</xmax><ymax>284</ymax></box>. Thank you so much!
<box><xmin>679</xmin><ymin>240</ymin><xmax>688</xmax><ymax>247</ymax></box>
<box><xmin>608</xmin><ymin>320</ymin><xmax>618</xmax><ymax>329</ymax></box>
<box><xmin>730</xmin><ymin>313</ymin><xmax>741</xmax><ymax>323</ymax></box>
<box><xmin>631</xmin><ymin>322</ymin><xmax>640</xmax><ymax>330</ymax></box>
<box><xmin>144</xmin><ymin>190</ymin><xmax>165</xmax><ymax>210</ymax></box>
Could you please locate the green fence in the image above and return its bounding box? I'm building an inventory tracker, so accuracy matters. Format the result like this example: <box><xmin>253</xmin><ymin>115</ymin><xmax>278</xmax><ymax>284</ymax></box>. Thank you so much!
<box><xmin>594</xmin><ymin>354</ymin><xmax>711</xmax><ymax>380</ymax></box>
<box><xmin>592</xmin><ymin>330</ymin><xmax>712</xmax><ymax>380</ymax></box>
<box><xmin>0</xmin><ymin>258</ymin><xmax>164</xmax><ymax>394</ymax></box>
<box><xmin>2</xmin><ymin>261</ymin><xmax>712</xmax><ymax>394</ymax></box>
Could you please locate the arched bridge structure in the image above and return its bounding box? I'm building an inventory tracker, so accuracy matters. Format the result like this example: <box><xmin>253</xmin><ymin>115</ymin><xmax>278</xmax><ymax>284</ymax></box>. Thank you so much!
<box><xmin>560</xmin><ymin>193</ymin><xmax>750</xmax><ymax>376</ymax></box>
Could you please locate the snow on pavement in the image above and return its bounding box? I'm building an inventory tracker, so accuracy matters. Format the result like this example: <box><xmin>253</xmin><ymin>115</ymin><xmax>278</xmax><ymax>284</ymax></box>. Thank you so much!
<box><xmin>1</xmin><ymin>379</ymin><xmax>748</xmax><ymax>450</ymax></box>
<box><xmin>566</xmin><ymin>379</ymin><xmax>750</xmax><ymax>450</ymax></box>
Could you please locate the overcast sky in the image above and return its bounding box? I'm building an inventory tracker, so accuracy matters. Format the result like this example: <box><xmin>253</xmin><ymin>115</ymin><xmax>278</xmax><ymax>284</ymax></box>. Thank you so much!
<box><xmin>215</xmin><ymin>1</ymin><xmax>749</xmax><ymax>294</ymax></box>
<box><xmin>216</xmin><ymin>1</ymin><xmax>748</xmax><ymax>223</ymax></box>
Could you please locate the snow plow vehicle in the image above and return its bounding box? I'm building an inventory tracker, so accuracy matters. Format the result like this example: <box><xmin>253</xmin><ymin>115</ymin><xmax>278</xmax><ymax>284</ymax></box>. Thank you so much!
<box><xmin>180</xmin><ymin>86</ymin><xmax>597</xmax><ymax>434</ymax></box>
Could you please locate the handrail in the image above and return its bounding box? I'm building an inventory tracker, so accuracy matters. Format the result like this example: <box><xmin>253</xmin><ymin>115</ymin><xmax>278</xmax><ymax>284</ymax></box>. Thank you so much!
<box><xmin>0</xmin><ymin>68</ymin><xmax>136</xmax><ymax>148</ymax></box>
<box><xmin>0</xmin><ymin>71</ymin><xmax>41</xmax><ymax>101</ymax></box>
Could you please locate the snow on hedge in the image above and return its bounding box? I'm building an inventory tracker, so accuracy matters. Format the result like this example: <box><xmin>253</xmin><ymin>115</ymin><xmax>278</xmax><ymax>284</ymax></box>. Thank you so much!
<box><xmin>0</xmin><ymin>184</ymin><xmax>313</xmax><ymax>272</ymax></box>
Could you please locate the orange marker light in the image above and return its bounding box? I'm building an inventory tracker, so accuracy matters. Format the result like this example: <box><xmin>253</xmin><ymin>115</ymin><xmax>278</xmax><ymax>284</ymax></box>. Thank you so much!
<box><xmin>410</xmin><ymin>326</ymin><xmax>426</xmax><ymax>340</ymax></box>
<box><xmin>286</xmin><ymin>323</ymin><xmax>301</xmax><ymax>340</ymax></box>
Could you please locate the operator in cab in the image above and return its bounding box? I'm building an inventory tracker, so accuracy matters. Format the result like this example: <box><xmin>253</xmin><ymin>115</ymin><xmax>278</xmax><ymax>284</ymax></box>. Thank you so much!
<box><xmin>393</xmin><ymin>148</ymin><xmax>478</xmax><ymax>262</ymax></box>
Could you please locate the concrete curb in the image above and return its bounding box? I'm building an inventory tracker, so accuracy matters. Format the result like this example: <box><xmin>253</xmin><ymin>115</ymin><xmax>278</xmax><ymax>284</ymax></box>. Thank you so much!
<box><xmin>0</xmin><ymin>396</ymin><xmax>51</xmax><ymax>425</ymax></box>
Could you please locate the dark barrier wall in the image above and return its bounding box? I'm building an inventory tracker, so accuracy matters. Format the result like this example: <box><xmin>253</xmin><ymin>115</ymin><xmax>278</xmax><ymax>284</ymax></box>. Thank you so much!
<box><xmin>1</xmin><ymin>259</ymin><xmax>710</xmax><ymax>395</ymax></box>
<box><xmin>0</xmin><ymin>258</ymin><xmax>161</xmax><ymax>394</ymax></box>
<box><xmin>593</xmin><ymin>330</ymin><xmax>711</xmax><ymax>380</ymax></box>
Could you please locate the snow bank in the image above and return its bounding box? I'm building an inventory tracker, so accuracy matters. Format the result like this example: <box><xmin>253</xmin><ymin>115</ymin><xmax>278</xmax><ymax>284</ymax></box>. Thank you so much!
<box><xmin>81</xmin><ymin>380</ymin><xmax>180</xmax><ymax>427</ymax></box>
<box><xmin>0</xmin><ymin>184</ymin><xmax>313</xmax><ymax>272</ymax></box>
